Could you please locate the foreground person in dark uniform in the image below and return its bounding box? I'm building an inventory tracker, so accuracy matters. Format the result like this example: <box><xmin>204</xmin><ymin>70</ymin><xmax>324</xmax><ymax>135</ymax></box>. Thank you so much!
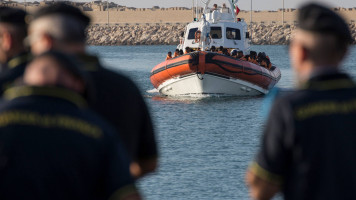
<box><xmin>0</xmin><ymin>7</ymin><xmax>30</xmax><ymax>94</ymax></box>
<box><xmin>28</xmin><ymin>3</ymin><xmax>158</xmax><ymax>178</ymax></box>
<box><xmin>0</xmin><ymin>51</ymin><xmax>140</xmax><ymax>200</ymax></box>
<box><xmin>246</xmin><ymin>3</ymin><xmax>355</xmax><ymax>200</ymax></box>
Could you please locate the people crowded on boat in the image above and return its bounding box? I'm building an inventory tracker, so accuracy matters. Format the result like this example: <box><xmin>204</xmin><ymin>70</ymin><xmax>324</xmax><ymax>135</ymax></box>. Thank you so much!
<box><xmin>231</xmin><ymin>49</ymin><xmax>238</xmax><ymax>58</ymax></box>
<box><xmin>166</xmin><ymin>51</ymin><xmax>172</xmax><ymax>60</ymax></box>
<box><xmin>223</xmin><ymin>48</ymin><xmax>230</xmax><ymax>56</ymax></box>
<box><xmin>257</xmin><ymin>52</ymin><xmax>272</xmax><ymax>69</ymax></box>
<box><xmin>240</xmin><ymin>54</ymin><xmax>249</xmax><ymax>61</ymax></box>
<box><xmin>229</xmin><ymin>50</ymin><xmax>271</xmax><ymax>69</ymax></box>
<box><xmin>237</xmin><ymin>50</ymin><xmax>244</xmax><ymax>59</ymax></box>
<box><xmin>248</xmin><ymin>51</ymin><xmax>259</xmax><ymax>65</ymax></box>
<box><xmin>174</xmin><ymin>49</ymin><xmax>179</xmax><ymax>57</ymax></box>
<box><xmin>179</xmin><ymin>49</ymin><xmax>184</xmax><ymax>55</ymax></box>
<box><xmin>211</xmin><ymin>46</ymin><xmax>216</xmax><ymax>52</ymax></box>
<box><xmin>218</xmin><ymin>46</ymin><xmax>224</xmax><ymax>54</ymax></box>
<box><xmin>185</xmin><ymin>47</ymin><xmax>191</xmax><ymax>54</ymax></box>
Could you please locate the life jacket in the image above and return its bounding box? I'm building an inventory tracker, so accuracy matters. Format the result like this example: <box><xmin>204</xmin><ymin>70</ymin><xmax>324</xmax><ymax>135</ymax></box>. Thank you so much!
<box><xmin>260</xmin><ymin>60</ymin><xmax>267</xmax><ymax>68</ymax></box>
<box><xmin>166</xmin><ymin>55</ymin><xmax>172</xmax><ymax>60</ymax></box>
<box><xmin>249</xmin><ymin>57</ymin><xmax>258</xmax><ymax>65</ymax></box>
<box><xmin>173</xmin><ymin>52</ymin><xmax>179</xmax><ymax>57</ymax></box>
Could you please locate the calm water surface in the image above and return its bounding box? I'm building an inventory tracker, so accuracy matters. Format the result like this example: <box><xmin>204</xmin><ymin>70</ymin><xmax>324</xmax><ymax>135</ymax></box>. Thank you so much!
<box><xmin>88</xmin><ymin>45</ymin><xmax>356</xmax><ymax>200</ymax></box>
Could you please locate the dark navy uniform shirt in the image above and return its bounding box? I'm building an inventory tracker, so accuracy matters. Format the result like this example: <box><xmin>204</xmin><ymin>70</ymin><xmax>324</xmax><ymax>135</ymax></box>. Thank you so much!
<box><xmin>251</xmin><ymin>71</ymin><xmax>356</xmax><ymax>200</ymax></box>
<box><xmin>0</xmin><ymin>86</ymin><xmax>137</xmax><ymax>200</ymax></box>
<box><xmin>79</xmin><ymin>54</ymin><xmax>157</xmax><ymax>162</ymax></box>
<box><xmin>0</xmin><ymin>52</ymin><xmax>30</xmax><ymax>95</ymax></box>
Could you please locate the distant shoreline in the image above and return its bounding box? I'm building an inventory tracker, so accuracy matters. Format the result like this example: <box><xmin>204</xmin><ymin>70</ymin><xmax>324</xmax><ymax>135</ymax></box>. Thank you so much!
<box><xmin>86</xmin><ymin>23</ymin><xmax>356</xmax><ymax>46</ymax></box>
<box><xmin>3</xmin><ymin>2</ymin><xmax>356</xmax><ymax>24</ymax></box>
<box><xmin>4</xmin><ymin>2</ymin><xmax>354</xmax><ymax>46</ymax></box>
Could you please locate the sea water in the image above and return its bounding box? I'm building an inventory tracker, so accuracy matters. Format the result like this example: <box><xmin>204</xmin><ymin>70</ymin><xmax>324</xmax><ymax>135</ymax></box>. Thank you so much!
<box><xmin>88</xmin><ymin>45</ymin><xmax>356</xmax><ymax>200</ymax></box>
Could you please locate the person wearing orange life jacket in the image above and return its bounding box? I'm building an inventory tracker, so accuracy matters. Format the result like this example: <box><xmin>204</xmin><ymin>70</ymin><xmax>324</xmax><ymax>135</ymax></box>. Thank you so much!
<box><xmin>218</xmin><ymin>46</ymin><xmax>224</xmax><ymax>54</ymax></box>
<box><xmin>173</xmin><ymin>49</ymin><xmax>179</xmax><ymax>57</ymax></box>
<box><xmin>166</xmin><ymin>52</ymin><xmax>172</xmax><ymax>60</ymax></box>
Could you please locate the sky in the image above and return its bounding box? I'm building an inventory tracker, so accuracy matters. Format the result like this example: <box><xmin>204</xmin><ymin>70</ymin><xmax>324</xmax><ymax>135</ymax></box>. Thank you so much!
<box><xmin>109</xmin><ymin>0</ymin><xmax>356</xmax><ymax>10</ymax></box>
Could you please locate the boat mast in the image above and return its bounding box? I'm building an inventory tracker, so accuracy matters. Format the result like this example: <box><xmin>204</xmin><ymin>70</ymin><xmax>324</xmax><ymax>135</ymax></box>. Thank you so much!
<box><xmin>192</xmin><ymin>0</ymin><xmax>195</xmax><ymax>20</ymax></box>
<box><xmin>200</xmin><ymin>0</ymin><xmax>211</xmax><ymax>14</ymax></box>
<box><xmin>230</xmin><ymin>0</ymin><xmax>239</xmax><ymax>21</ymax></box>
<box><xmin>196</xmin><ymin>0</ymin><xmax>198</xmax><ymax>21</ymax></box>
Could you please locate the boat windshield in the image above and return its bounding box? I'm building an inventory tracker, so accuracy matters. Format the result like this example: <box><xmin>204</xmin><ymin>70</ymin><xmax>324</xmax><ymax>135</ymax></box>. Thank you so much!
<box><xmin>210</xmin><ymin>27</ymin><xmax>222</xmax><ymax>39</ymax></box>
<box><xmin>188</xmin><ymin>28</ymin><xmax>198</xmax><ymax>40</ymax></box>
<box><xmin>226</xmin><ymin>27</ymin><xmax>241</xmax><ymax>40</ymax></box>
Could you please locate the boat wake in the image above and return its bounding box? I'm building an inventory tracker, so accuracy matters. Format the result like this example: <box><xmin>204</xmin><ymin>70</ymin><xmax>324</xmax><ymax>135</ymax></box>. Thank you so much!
<box><xmin>146</xmin><ymin>88</ymin><xmax>159</xmax><ymax>94</ymax></box>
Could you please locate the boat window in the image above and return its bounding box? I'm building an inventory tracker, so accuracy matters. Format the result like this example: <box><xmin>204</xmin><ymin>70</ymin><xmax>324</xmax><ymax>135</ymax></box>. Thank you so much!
<box><xmin>226</xmin><ymin>27</ymin><xmax>241</xmax><ymax>40</ymax></box>
<box><xmin>210</xmin><ymin>27</ymin><xmax>222</xmax><ymax>39</ymax></box>
<box><xmin>187</xmin><ymin>28</ymin><xmax>198</xmax><ymax>40</ymax></box>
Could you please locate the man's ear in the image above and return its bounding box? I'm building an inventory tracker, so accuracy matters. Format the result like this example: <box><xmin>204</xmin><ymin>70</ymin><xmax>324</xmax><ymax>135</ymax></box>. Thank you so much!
<box><xmin>1</xmin><ymin>31</ymin><xmax>12</xmax><ymax>51</ymax></box>
<box><xmin>42</xmin><ymin>33</ymin><xmax>54</xmax><ymax>50</ymax></box>
<box><xmin>300</xmin><ymin>45</ymin><xmax>309</xmax><ymax>62</ymax></box>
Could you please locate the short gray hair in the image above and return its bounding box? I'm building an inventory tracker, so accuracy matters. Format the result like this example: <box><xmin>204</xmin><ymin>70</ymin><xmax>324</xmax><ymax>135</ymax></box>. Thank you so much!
<box><xmin>29</xmin><ymin>14</ymin><xmax>87</xmax><ymax>44</ymax></box>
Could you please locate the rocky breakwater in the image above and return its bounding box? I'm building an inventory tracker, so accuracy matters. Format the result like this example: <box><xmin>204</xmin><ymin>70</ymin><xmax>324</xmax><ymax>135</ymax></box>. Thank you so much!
<box><xmin>86</xmin><ymin>24</ymin><xmax>186</xmax><ymax>45</ymax></box>
<box><xmin>86</xmin><ymin>23</ymin><xmax>356</xmax><ymax>46</ymax></box>
<box><xmin>251</xmin><ymin>23</ymin><xmax>356</xmax><ymax>45</ymax></box>
<box><xmin>251</xmin><ymin>23</ymin><xmax>295</xmax><ymax>45</ymax></box>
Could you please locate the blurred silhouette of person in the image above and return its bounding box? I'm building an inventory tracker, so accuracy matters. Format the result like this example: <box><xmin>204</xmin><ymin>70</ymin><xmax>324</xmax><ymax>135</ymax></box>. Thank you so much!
<box><xmin>28</xmin><ymin>3</ymin><xmax>158</xmax><ymax>179</ymax></box>
<box><xmin>0</xmin><ymin>50</ymin><xmax>141</xmax><ymax>200</ymax></box>
<box><xmin>246</xmin><ymin>3</ymin><xmax>355</xmax><ymax>200</ymax></box>
<box><xmin>0</xmin><ymin>7</ymin><xmax>30</xmax><ymax>95</ymax></box>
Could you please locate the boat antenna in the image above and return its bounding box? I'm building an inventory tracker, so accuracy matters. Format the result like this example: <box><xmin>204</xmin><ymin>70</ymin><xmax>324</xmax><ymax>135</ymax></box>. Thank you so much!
<box><xmin>200</xmin><ymin>0</ymin><xmax>211</xmax><ymax>14</ymax></box>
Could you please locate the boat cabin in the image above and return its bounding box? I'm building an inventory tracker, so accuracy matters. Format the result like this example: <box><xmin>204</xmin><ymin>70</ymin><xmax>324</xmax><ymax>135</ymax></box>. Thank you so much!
<box><xmin>178</xmin><ymin>5</ymin><xmax>250</xmax><ymax>54</ymax></box>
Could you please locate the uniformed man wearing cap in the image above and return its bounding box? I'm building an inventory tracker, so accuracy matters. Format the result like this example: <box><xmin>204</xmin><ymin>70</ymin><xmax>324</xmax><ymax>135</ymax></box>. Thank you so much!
<box><xmin>27</xmin><ymin>3</ymin><xmax>158</xmax><ymax>179</ymax></box>
<box><xmin>0</xmin><ymin>7</ymin><xmax>30</xmax><ymax>95</ymax></box>
<box><xmin>245</xmin><ymin>3</ymin><xmax>355</xmax><ymax>200</ymax></box>
<box><xmin>0</xmin><ymin>51</ymin><xmax>141</xmax><ymax>200</ymax></box>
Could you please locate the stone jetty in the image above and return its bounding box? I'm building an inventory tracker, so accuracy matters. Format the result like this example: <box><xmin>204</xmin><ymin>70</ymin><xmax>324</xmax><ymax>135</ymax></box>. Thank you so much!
<box><xmin>86</xmin><ymin>23</ymin><xmax>356</xmax><ymax>46</ymax></box>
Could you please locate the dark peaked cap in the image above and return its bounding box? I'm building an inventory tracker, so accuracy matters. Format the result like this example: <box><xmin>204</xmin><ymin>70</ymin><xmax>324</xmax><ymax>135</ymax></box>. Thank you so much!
<box><xmin>0</xmin><ymin>7</ymin><xmax>27</xmax><ymax>25</ymax></box>
<box><xmin>34</xmin><ymin>3</ymin><xmax>90</xmax><ymax>27</ymax></box>
<box><xmin>298</xmin><ymin>3</ymin><xmax>352</xmax><ymax>43</ymax></box>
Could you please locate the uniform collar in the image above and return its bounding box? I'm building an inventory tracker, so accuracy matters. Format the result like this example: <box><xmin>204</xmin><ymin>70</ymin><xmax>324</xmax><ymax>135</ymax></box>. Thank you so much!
<box><xmin>76</xmin><ymin>54</ymin><xmax>101</xmax><ymax>71</ymax></box>
<box><xmin>3</xmin><ymin>86</ymin><xmax>88</xmax><ymax>108</ymax></box>
<box><xmin>301</xmin><ymin>70</ymin><xmax>355</xmax><ymax>91</ymax></box>
<box><xmin>7</xmin><ymin>52</ymin><xmax>32</xmax><ymax>69</ymax></box>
